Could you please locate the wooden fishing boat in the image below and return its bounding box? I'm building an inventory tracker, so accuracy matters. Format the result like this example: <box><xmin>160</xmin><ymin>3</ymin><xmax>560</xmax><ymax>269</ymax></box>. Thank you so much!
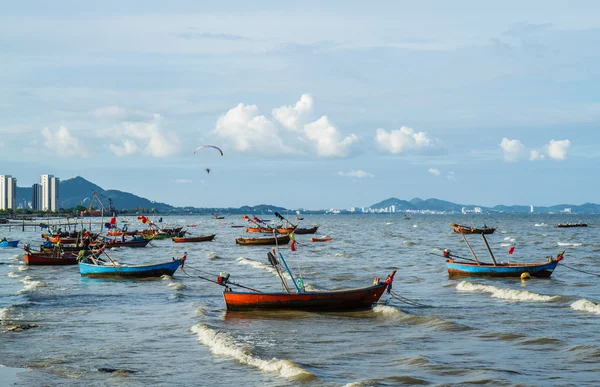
<box><xmin>443</xmin><ymin>225</ymin><xmax>563</xmax><ymax>278</ymax></box>
<box><xmin>172</xmin><ymin>234</ymin><xmax>215</xmax><ymax>243</ymax></box>
<box><xmin>143</xmin><ymin>231</ymin><xmax>186</xmax><ymax>240</ymax></box>
<box><xmin>0</xmin><ymin>240</ymin><xmax>19</xmax><ymax>248</ymax></box>
<box><xmin>41</xmin><ymin>242</ymin><xmax>104</xmax><ymax>252</ymax></box>
<box><xmin>24</xmin><ymin>251</ymin><xmax>79</xmax><ymax>265</ymax></box>
<box><xmin>258</xmin><ymin>225</ymin><xmax>320</xmax><ymax>234</ymax></box>
<box><xmin>103</xmin><ymin>238</ymin><xmax>151</xmax><ymax>248</ymax></box>
<box><xmin>224</xmin><ymin>283</ymin><xmax>391</xmax><ymax>311</ymax></box>
<box><xmin>79</xmin><ymin>259</ymin><xmax>184</xmax><ymax>278</ymax></box>
<box><xmin>556</xmin><ymin>223</ymin><xmax>588</xmax><ymax>228</ymax></box>
<box><xmin>451</xmin><ymin>223</ymin><xmax>496</xmax><ymax>234</ymax></box>
<box><xmin>446</xmin><ymin>259</ymin><xmax>561</xmax><ymax>278</ymax></box>
<box><xmin>236</xmin><ymin>235</ymin><xmax>290</xmax><ymax>246</ymax></box>
<box><xmin>310</xmin><ymin>237</ymin><xmax>333</xmax><ymax>242</ymax></box>
<box><xmin>107</xmin><ymin>230</ymin><xmax>138</xmax><ymax>236</ymax></box>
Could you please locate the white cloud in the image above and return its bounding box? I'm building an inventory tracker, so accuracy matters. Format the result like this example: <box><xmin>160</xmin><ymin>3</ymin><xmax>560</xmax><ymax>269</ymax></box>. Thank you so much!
<box><xmin>105</xmin><ymin>115</ymin><xmax>180</xmax><ymax>157</ymax></box>
<box><xmin>272</xmin><ymin>94</ymin><xmax>313</xmax><ymax>131</ymax></box>
<box><xmin>375</xmin><ymin>126</ymin><xmax>434</xmax><ymax>154</ymax></box>
<box><xmin>304</xmin><ymin>116</ymin><xmax>358</xmax><ymax>157</ymax></box>
<box><xmin>337</xmin><ymin>169</ymin><xmax>374</xmax><ymax>178</ymax></box>
<box><xmin>529</xmin><ymin>150</ymin><xmax>545</xmax><ymax>161</ymax></box>
<box><xmin>499</xmin><ymin>137</ymin><xmax>527</xmax><ymax>162</ymax></box>
<box><xmin>215</xmin><ymin>95</ymin><xmax>359</xmax><ymax>158</ymax></box>
<box><xmin>428</xmin><ymin>168</ymin><xmax>441</xmax><ymax>176</ymax></box>
<box><xmin>174</xmin><ymin>179</ymin><xmax>192</xmax><ymax>184</ymax></box>
<box><xmin>108</xmin><ymin>139</ymin><xmax>140</xmax><ymax>157</ymax></box>
<box><xmin>41</xmin><ymin>126</ymin><xmax>88</xmax><ymax>157</ymax></box>
<box><xmin>546</xmin><ymin>139</ymin><xmax>570</xmax><ymax>160</ymax></box>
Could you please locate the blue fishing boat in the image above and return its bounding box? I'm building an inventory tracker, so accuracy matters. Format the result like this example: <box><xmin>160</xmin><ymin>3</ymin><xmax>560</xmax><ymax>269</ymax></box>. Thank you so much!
<box><xmin>444</xmin><ymin>225</ymin><xmax>563</xmax><ymax>278</ymax></box>
<box><xmin>79</xmin><ymin>258</ymin><xmax>184</xmax><ymax>278</ymax></box>
<box><xmin>0</xmin><ymin>240</ymin><xmax>19</xmax><ymax>248</ymax></box>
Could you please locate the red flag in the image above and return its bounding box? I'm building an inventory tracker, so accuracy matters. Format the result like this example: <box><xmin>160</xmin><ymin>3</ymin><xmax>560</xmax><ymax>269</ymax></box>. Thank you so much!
<box><xmin>508</xmin><ymin>245</ymin><xmax>515</xmax><ymax>255</ymax></box>
<box><xmin>290</xmin><ymin>240</ymin><xmax>296</xmax><ymax>251</ymax></box>
<box><xmin>109</xmin><ymin>216</ymin><xmax>117</xmax><ymax>225</ymax></box>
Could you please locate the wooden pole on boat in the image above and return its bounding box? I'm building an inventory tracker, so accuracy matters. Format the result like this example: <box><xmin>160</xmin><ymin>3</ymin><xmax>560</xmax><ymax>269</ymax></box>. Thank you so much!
<box><xmin>480</xmin><ymin>233</ymin><xmax>497</xmax><ymax>266</ymax></box>
<box><xmin>460</xmin><ymin>232</ymin><xmax>481</xmax><ymax>265</ymax></box>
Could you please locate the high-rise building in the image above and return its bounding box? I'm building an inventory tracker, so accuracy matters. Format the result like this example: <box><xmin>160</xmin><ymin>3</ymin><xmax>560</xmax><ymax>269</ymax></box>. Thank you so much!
<box><xmin>0</xmin><ymin>175</ymin><xmax>17</xmax><ymax>210</ymax></box>
<box><xmin>40</xmin><ymin>174</ymin><xmax>60</xmax><ymax>212</ymax></box>
<box><xmin>32</xmin><ymin>183</ymin><xmax>42</xmax><ymax>210</ymax></box>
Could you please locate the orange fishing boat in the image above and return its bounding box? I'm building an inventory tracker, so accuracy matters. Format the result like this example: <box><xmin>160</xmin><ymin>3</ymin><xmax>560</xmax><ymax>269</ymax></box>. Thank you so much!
<box><xmin>235</xmin><ymin>235</ymin><xmax>290</xmax><ymax>246</ymax></box>
<box><xmin>310</xmin><ymin>237</ymin><xmax>332</xmax><ymax>242</ymax></box>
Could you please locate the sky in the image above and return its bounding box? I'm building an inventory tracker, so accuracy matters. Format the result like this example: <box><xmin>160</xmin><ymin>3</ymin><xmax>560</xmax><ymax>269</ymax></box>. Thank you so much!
<box><xmin>1</xmin><ymin>1</ymin><xmax>599</xmax><ymax>210</ymax></box>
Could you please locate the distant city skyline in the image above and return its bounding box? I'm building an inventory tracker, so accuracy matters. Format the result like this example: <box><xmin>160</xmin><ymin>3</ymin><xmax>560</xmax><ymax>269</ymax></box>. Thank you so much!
<box><xmin>1</xmin><ymin>2</ymin><xmax>599</xmax><ymax>209</ymax></box>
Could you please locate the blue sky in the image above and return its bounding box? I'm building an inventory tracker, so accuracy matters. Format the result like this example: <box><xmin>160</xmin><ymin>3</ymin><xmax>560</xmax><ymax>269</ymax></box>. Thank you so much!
<box><xmin>1</xmin><ymin>1</ymin><xmax>599</xmax><ymax>209</ymax></box>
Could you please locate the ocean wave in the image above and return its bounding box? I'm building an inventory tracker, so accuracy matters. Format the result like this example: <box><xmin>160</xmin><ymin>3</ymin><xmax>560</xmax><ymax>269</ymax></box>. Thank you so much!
<box><xmin>403</xmin><ymin>241</ymin><xmax>415</xmax><ymax>246</ymax></box>
<box><xmin>503</xmin><ymin>237</ymin><xmax>517</xmax><ymax>242</ymax></box>
<box><xmin>236</xmin><ymin>257</ymin><xmax>290</xmax><ymax>279</ymax></box>
<box><xmin>17</xmin><ymin>276</ymin><xmax>46</xmax><ymax>294</ymax></box>
<box><xmin>535</xmin><ymin>223</ymin><xmax>547</xmax><ymax>227</ymax></box>
<box><xmin>161</xmin><ymin>274</ymin><xmax>173</xmax><ymax>280</ymax></box>
<box><xmin>500</xmin><ymin>243</ymin><xmax>513</xmax><ymax>247</ymax></box>
<box><xmin>456</xmin><ymin>281</ymin><xmax>559</xmax><ymax>302</ymax></box>
<box><xmin>168</xmin><ymin>282</ymin><xmax>185</xmax><ymax>291</ymax></box>
<box><xmin>0</xmin><ymin>307</ymin><xmax>10</xmax><ymax>320</ymax></box>
<box><xmin>344</xmin><ymin>376</ymin><xmax>430</xmax><ymax>387</ymax></box>
<box><xmin>207</xmin><ymin>252</ymin><xmax>218</xmax><ymax>260</ymax></box>
<box><xmin>557</xmin><ymin>242</ymin><xmax>583</xmax><ymax>247</ymax></box>
<box><xmin>8</xmin><ymin>272</ymin><xmax>20</xmax><ymax>278</ymax></box>
<box><xmin>571</xmin><ymin>299</ymin><xmax>600</xmax><ymax>315</ymax></box>
<box><xmin>372</xmin><ymin>305</ymin><xmax>469</xmax><ymax>331</ymax></box>
<box><xmin>190</xmin><ymin>324</ymin><xmax>314</xmax><ymax>380</ymax></box>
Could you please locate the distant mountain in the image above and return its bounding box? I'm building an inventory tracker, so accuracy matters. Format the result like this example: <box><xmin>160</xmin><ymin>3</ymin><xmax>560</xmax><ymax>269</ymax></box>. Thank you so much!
<box><xmin>369</xmin><ymin>197</ymin><xmax>416</xmax><ymax>211</ymax></box>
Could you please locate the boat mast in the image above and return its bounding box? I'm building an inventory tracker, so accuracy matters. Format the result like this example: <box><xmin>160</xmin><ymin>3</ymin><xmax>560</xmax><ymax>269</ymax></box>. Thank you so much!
<box><xmin>480</xmin><ymin>233</ymin><xmax>497</xmax><ymax>266</ymax></box>
<box><xmin>459</xmin><ymin>232</ymin><xmax>481</xmax><ymax>265</ymax></box>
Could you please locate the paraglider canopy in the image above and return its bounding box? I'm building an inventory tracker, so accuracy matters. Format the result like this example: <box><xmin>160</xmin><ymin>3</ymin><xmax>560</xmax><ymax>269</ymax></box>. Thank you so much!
<box><xmin>193</xmin><ymin>145</ymin><xmax>223</xmax><ymax>156</ymax></box>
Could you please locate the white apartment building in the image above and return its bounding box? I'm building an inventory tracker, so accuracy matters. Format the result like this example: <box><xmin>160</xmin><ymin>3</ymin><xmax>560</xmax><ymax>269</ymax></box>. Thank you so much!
<box><xmin>40</xmin><ymin>174</ymin><xmax>60</xmax><ymax>212</ymax></box>
<box><xmin>0</xmin><ymin>175</ymin><xmax>17</xmax><ymax>210</ymax></box>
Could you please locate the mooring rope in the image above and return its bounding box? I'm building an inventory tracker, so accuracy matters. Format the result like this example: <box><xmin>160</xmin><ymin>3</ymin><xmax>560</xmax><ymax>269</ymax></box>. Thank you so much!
<box><xmin>560</xmin><ymin>263</ymin><xmax>600</xmax><ymax>277</ymax></box>
<box><xmin>389</xmin><ymin>291</ymin><xmax>433</xmax><ymax>308</ymax></box>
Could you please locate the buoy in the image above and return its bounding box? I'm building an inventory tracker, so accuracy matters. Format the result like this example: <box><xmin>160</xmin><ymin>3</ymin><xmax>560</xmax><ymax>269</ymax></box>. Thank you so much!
<box><xmin>520</xmin><ymin>272</ymin><xmax>531</xmax><ymax>280</ymax></box>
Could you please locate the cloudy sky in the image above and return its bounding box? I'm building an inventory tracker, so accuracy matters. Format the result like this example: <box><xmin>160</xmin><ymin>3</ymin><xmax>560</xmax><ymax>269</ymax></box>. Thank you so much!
<box><xmin>1</xmin><ymin>1</ymin><xmax>599</xmax><ymax>209</ymax></box>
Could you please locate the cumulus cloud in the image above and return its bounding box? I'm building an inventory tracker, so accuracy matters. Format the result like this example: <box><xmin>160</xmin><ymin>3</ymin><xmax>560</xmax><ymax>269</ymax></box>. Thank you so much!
<box><xmin>105</xmin><ymin>115</ymin><xmax>180</xmax><ymax>157</ymax></box>
<box><xmin>272</xmin><ymin>94</ymin><xmax>313</xmax><ymax>131</ymax></box>
<box><xmin>41</xmin><ymin>126</ymin><xmax>88</xmax><ymax>157</ymax></box>
<box><xmin>500</xmin><ymin>137</ymin><xmax>570</xmax><ymax>162</ymax></box>
<box><xmin>499</xmin><ymin>138</ymin><xmax>527</xmax><ymax>162</ymax></box>
<box><xmin>337</xmin><ymin>169</ymin><xmax>374</xmax><ymax>178</ymax></box>
<box><xmin>546</xmin><ymin>139</ymin><xmax>570</xmax><ymax>160</ymax></box>
<box><xmin>304</xmin><ymin>116</ymin><xmax>358</xmax><ymax>157</ymax></box>
<box><xmin>428</xmin><ymin>168</ymin><xmax>441</xmax><ymax>176</ymax></box>
<box><xmin>374</xmin><ymin>126</ymin><xmax>434</xmax><ymax>154</ymax></box>
<box><xmin>215</xmin><ymin>95</ymin><xmax>359</xmax><ymax>158</ymax></box>
<box><xmin>529</xmin><ymin>150</ymin><xmax>545</xmax><ymax>161</ymax></box>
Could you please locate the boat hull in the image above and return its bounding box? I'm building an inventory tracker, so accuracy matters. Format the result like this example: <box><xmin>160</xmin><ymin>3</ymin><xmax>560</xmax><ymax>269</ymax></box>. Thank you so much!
<box><xmin>172</xmin><ymin>234</ymin><xmax>215</xmax><ymax>243</ymax></box>
<box><xmin>103</xmin><ymin>239</ymin><xmax>151</xmax><ymax>248</ymax></box>
<box><xmin>24</xmin><ymin>252</ymin><xmax>78</xmax><ymax>265</ymax></box>
<box><xmin>223</xmin><ymin>283</ymin><xmax>388</xmax><ymax>311</ymax></box>
<box><xmin>446</xmin><ymin>260</ymin><xmax>559</xmax><ymax>278</ymax></box>
<box><xmin>0</xmin><ymin>240</ymin><xmax>19</xmax><ymax>248</ymax></box>
<box><xmin>79</xmin><ymin>259</ymin><xmax>183</xmax><ymax>278</ymax></box>
<box><xmin>258</xmin><ymin>226</ymin><xmax>320</xmax><ymax>234</ymax></box>
<box><xmin>235</xmin><ymin>235</ymin><xmax>290</xmax><ymax>245</ymax></box>
<box><xmin>311</xmin><ymin>237</ymin><xmax>332</xmax><ymax>242</ymax></box>
<box><xmin>451</xmin><ymin>224</ymin><xmax>496</xmax><ymax>234</ymax></box>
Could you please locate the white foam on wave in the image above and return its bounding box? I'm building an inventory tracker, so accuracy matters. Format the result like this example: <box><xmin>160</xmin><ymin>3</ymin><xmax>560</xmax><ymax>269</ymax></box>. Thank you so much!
<box><xmin>457</xmin><ymin>281</ymin><xmax>559</xmax><ymax>302</ymax></box>
<box><xmin>190</xmin><ymin>324</ymin><xmax>314</xmax><ymax>380</ymax></box>
<box><xmin>571</xmin><ymin>299</ymin><xmax>600</xmax><ymax>315</ymax></box>
<box><xmin>558</xmin><ymin>242</ymin><xmax>583</xmax><ymax>247</ymax></box>
<box><xmin>0</xmin><ymin>307</ymin><xmax>10</xmax><ymax>320</ymax></box>
<box><xmin>168</xmin><ymin>282</ymin><xmax>185</xmax><ymax>291</ymax></box>
<box><xmin>161</xmin><ymin>274</ymin><xmax>173</xmax><ymax>280</ymax></box>
<box><xmin>207</xmin><ymin>252</ymin><xmax>218</xmax><ymax>260</ymax></box>
<box><xmin>372</xmin><ymin>304</ymin><xmax>405</xmax><ymax>317</ymax></box>
<box><xmin>500</xmin><ymin>243</ymin><xmax>513</xmax><ymax>247</ymax></box>
<box><xmin>7</xmin><ymin>272</ymin><xmax>20</xmax><ymax>278</ymax></box>
<box><xmin>535</xmin><ymin>223</ymin><xmax>547</xmax><ymax>227</ymax></box>
<box><xmin>236</xmin><ymin>257</ymin><xmax>290</xmax><ymax>279</ymax></box>
<box><xmin>17</xmin><ymin>276</ymin><xmax>46</xmax><ymax>294</ymax></box>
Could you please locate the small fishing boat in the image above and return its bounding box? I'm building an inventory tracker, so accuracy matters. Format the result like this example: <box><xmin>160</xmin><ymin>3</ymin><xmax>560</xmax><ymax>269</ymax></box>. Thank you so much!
<box><xmin>236</xmin><ymin>235</ymin><xmax>290</xmax><ymax>246</ymax></box>
<box><xmin>79</xmin><ymin>258</ymin><xmax>184</xmax><ymax>278</ymax></box>
<box><xmin>443</xmin><ymin>225</ymin><xmax>563</xmax><ymax>278</ymax></box>
<box><xmin>25</xmin><ymin>251</ymin><xmax>79</xmax><ymax>265</ymax></box>
<box><xmin>107</xmin><ymin>230</ymin><xmax>138</xmax><ymax>236</ymax></box>
<box><xmin>404</xmin><ymin>214</ymin><xmax>412</xmax><ymax>220</ymax></box>
<box><xmin>212</xmin><ymin>213</ymin><xmax>225</xmax><ymax>220</ymax></box>
<box><xmin>172</xmin><ymin>234</ymin><xmax>215</xmax><ymax>243</ymax></box>
<box><xmin>293</xmin><ymin>217</ymin><xmax>304</xmax><ymax>221</ymax></box>
<box><xmin>556</xmin><ymin>223</ymin><xmax>588</xmax><ymax>228</ymax></box>
<box><xmin>213</xmin><ymin>250</ymin><xmax>396</xmax><ymax>311</ymax></box>
<box><xmin>103</xmin><ymin>238</ymin><xmax>151</xmax><ymax>248</ymax></box>
<box><xmin>451</xmin><ymin>223</ymin><xmax>496</xmax><ymax>234</ymax></box>
<box><xmin>310</xmin><ymin>237</ymin><xmax>333</xmax><ymax>242</ymax></box>
<box><xmin>258</xmin><ymin>225</ymin><xmax>320</xmax><ymax>234</ymax></box>
<box><xmin>143</xmin><ymin>231</ymin><xmax>186</xmax><ymax>240</ymax></box>
<box><xmin>0</xmin><ymin>240</ymin><xmax>19</xmax><ymax>248</ymax></box>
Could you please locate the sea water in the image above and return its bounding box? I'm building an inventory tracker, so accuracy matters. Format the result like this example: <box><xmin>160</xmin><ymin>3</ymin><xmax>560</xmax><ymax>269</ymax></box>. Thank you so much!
<box><xmin>1</xmin><ymin>214</ymin><xmax>599</xmax><ymax>386</ymax></box>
